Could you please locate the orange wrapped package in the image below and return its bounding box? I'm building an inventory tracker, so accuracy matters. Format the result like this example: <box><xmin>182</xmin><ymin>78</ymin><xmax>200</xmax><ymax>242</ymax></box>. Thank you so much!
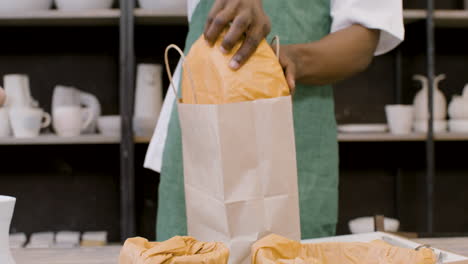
<box><xmin>119</xmin><ymin>236</ymin><xmax>229</xmax><ymax>264</ymax></box>
<box><xmin>181</xmin><ymin>33</ymin><xmax>290</xmax><ymax>104</ymax></box>
<box><xmin>251</xmin><ymin>234</ymin><xmax>437</xmax><ymax>264</ymax></box>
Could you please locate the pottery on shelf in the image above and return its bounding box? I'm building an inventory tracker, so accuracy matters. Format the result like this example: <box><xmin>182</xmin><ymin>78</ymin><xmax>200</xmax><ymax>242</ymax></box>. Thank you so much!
<box><xmin>348</xmin><ymin>216</ymin><xmax>399</xmax><ymax>234</ymax></box>
<box><xmin>55</xmin><ymin>0</ymin><xmax>113</xmax><ymax>11</ymax></box>
<box><xmin>413</xmin><ymin>119</ymin><xmax>447</xmax><ymax>133</ymax></box>
<box><xmin>97</xmin><ymin>115</ymin><xmax>121</xmax><ymax>136</ymax></box>
<box><xmin>412</xmin><ymin>74</ymin><xmax>447</xmax><ymax>121</ymax></box>
<box><xmin>52</xmin><ymin>85</ymin><xmax>101</xmax><ymax>134</ymax></box>
<box><xmin>133</xmin><ymin>64</ymin><xmax>163</xmax><ymax>137</ymax></box>
<box><xmin>449</xmin><ymin>119</ymin><xmax>468</xmax><ymax>133</ymax></box>
<box><xmin>0</xmin><ymin>0</ymin><xmax>52</xmax><ymax>12</ymax></box>
<box><xmin>448</xmin><ymin>84</ymin><xmax>468</xmax><ymax>119</ymax></box>
<box><xmin>0</xmin><ymin>196</ymin><xmax>16</xmax><ymax>264</ymax></box>
<box><xmin>3</xmin><ymin>75</ymin><xmax>38</xmax><ymax>108</ymax></box>
<box><xmin>138</xmin><ymin>0</ymin><xmax>187</xmax><ymax>12</ymax></box>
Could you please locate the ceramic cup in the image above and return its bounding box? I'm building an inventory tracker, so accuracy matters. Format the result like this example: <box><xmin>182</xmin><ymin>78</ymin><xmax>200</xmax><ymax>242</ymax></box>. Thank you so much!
<box><xmin>53</xmin><ymin>106</ymin><xmax>93</xmax><ymax>137</ymax></box>
<box><xmin>9</xmin><ymin>107</ymin><xmax>51</xmax><ymax>138</ymax></box>
<box><xmin>3</xmin><ymin>74</ymin><xmax>36</xmax><ymax>108</ymax></box>
<box><xmin>0</xmin><ymin>108</ymin><xmax>11</xmax><ymax>138</ymax></box>
<box><xmin>0</xmin><ymin>196</ymin><xmax>16</xmax><ymax>264</ymax></box>
<box><xmin>385</xmin><ymin>105</ymin><xmax>414</xmax><ymax>134</ymax></box>
<box><xmin>97</xmin><ymin>115</ymin><xmax>121</xmax><ymax>136</ymax></box>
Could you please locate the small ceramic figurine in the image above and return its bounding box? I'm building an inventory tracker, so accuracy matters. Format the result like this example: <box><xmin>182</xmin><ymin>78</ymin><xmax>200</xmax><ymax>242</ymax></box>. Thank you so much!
<box><xmin>413</xmin><ymin>74</ymin><xmax>447</xmax><ymax>121</ymax></box>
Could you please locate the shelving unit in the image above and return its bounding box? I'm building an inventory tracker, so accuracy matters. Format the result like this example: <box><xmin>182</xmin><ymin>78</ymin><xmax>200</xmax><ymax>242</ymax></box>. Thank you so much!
<box><xmin>404</xmin><ymin>9</ymin><xmax>468</xmax><ymax>27</ymax></box>
<box><xmin>0</xmin><ymin>134</ymin><xmax>120</xmax><ymax>145</ymax></box>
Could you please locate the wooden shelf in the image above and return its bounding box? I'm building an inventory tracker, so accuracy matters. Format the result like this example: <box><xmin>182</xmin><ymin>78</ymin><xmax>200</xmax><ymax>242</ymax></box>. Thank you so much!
<box><xmin>435</xmin><ymin>132</ymin><xmax>468</xmax><ymax>141</ymax></box>
<box><xmin>134</xmin><ymin>136</ymin><xmax>152</xmax><ymax>143</ymax></box>
<box><xmin>0</xmin><ymin>9</ymin><xmax>121</xmax><ymax>26</ymax></box>
<box><xmin>404</xmin><ymin>9</ymin><xmax>468</xmax><ymax>27</ymax></box>
<box><xmin>0</xmin><ymin>134</ymin><xmax>120</xmax><ymax>145</ymax></box>
<box><xmin>134</xmin><ymin>8</ymin><xmax>187</xmax><ymax>25</ymax></box>
<box><xmin>338</xmin><ymin>132</ymin><xmax>427</xmax><ymax>142</ymax></box>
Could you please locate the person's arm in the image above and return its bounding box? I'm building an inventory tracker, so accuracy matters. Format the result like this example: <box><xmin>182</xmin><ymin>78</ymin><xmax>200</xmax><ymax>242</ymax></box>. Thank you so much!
<box><xmin>279</xmin><ymin>24</ymin><xmax>380</xmax><ymax>90</ymax></box>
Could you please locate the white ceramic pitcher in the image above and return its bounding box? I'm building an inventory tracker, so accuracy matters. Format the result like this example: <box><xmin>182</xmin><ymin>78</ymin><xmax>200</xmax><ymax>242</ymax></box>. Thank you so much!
<box><xmin>0</xmin><ymin>196</ymin><xmax>16</xmax><ymax>264</ymax></box>
<box><xmin>413</xmin><ymin>74</ymin><xmax>447</xmax><ymax>121</ymax></box>
<box><xmin>52</xmin><ymin>85</ymin><xmax>101</xmax><ymax>134</ymax></box>
<box><xmin>3</xmin><ymin>75</ymin><xmax>38</xmax><ymax>108</ymax></box>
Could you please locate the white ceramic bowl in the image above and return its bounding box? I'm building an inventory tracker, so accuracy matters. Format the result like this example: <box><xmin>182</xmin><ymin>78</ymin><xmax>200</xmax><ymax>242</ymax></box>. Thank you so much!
<box><xmin>55</xmin><ymin>0</ymin><xmax>113</xmax><ymax>11</ymax></box>
<box><xmin>97</xmin><ymin>115</ymin><xmax>120</xmax><ymax>136</ymax></box>
<box><xmin>0</xmin><ymin>0</ymin><xmax>52</xmax><ymax>11</ymax></box>
<box><xmin>133</xmin><ymin>116</ymin><xmax>157</xmax><ymax>137</ymax></box>
<box><xmin>138</xmin><ymin>0</ymin><xmax>186</xmax><ymax>12</ymax></box>
<box><xmin>449</xmin><ymin>119</ymin><xmax>468</xmax><ymax>133</ymax></box>
<box><xmin>349</xmin><ymin>217</ymin><xmax>399</xmax><ymax>234</ymax></box>
<box><xmin>413</xmin><ymin>120</ymin><xmax>447</xmax><ymax>133</ymax></box>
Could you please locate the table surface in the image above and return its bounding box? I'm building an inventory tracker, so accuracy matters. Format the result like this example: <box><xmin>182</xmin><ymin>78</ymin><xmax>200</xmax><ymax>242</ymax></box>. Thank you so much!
<box><xmin>11</xmin><ymin>238</ymin><xmax>468</xmax><ymax>264</ymax></box>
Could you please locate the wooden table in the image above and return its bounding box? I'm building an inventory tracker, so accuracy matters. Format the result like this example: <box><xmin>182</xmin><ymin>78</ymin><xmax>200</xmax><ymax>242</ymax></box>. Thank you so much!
<box><xmin>11</xmin><ymin>238</ymin><xmax>468</xmax><ymax>264</ymax></box>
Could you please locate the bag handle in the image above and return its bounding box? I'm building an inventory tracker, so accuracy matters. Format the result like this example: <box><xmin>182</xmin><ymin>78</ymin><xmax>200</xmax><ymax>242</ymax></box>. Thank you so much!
<box><xmin>164</xmin><ymin>44</ymin><xmax>198</xmax><ymax>103</ymax></box>
<box><xmin>270</xmin><ymin>35</ymin><xmax>280</xmax><ymax>58</ymax></box>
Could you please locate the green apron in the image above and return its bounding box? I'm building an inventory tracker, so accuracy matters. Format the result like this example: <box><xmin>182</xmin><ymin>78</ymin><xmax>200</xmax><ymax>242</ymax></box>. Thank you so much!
<box><xmin>157</xmin><ymin>0</ymin><xmax>338</xmax><ymax>241</ymax></box>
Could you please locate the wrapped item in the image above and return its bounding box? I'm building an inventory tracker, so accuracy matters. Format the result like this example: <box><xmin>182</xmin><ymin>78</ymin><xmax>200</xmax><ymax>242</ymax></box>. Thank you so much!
<box><xmin>252</xmin><ymin>234</ymin><xmax>437</xmax><ymax>264</ymax></box>
<box><xmin>119</xmin><ymin>236</ymin><xmax>229</xmax><ymax>264</ymax></box>
<box><xmin>165</xmin><ymin>35</ymin><xmax>300</xmax><ymax>264</ymax></box>
<box><xmin>181</xmin><ymin>33</ymin><xmax>290</xmax><ymax>104</ymax></box>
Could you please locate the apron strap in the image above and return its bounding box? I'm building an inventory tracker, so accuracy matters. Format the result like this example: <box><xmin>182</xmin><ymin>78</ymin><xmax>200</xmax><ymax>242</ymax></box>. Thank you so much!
<box><xmin>270</xmin><ymin>35</ymin><xmax>281</xmax><ymax>58</ymax></box>
<box><xmin>164</xmin><ymin>44</ymin><xmax>198</xmax><ymax>103</ymax></box>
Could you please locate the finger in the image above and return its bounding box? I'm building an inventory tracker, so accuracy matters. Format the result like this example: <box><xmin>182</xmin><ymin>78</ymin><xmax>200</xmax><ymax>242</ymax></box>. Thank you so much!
<box><xmin>204</xmin><ymin>4</ymin><xmax>237</xmax><ymax>45</ymax></box>
<box><xmin>221</xmin><ymin>12</ymin><xmax>251</xmax><ymax>53</ymax></box>
<box><xmin>279</xmin><ymin>54</ymin><xmax>296</xmax><ymax>93</ymax></box>
<box><xmin>204</xmin><ymin>0</ymin><xmax>226</xmax><ymax>39</ymax></box>
<box><xmin>229</xmin><ymin>25</ymin><xmax>264</xmax><ymax>70</ymax></box>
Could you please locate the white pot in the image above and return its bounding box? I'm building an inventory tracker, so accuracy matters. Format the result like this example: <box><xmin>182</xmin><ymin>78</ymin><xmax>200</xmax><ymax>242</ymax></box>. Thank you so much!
<box><xmin>413</xmin><ymin>120</ymin><xmax>447</xmax><ymax>133</ymax></box>
<box><xmin>449</xmin><ymin>119</ymin><xmax>468</xmax><ymax>133</ymax></box>
<box><xmin>349</xmin><ymin>216</ymin><xmax>399</xmax><ymax>234</ymax></box>
<box><xmin>413</xmin><ymin>74</ymin><xmax>447</xmax><ymax>120</ymax></box>
<box><xmin>98</xmin><ymin>115</ymin><xmax>121</xmax><ymax>136</ymax></box>
<box><xmin>448</xmin><ymin>96</ymin><xmax>468</xmax><ymax>119</ymax></box>
<box><xmin>138</xmin><ymin>0</ymin><xmax>186</xmax><ymax>11</ymax></box>
<box><xmin>0</xmin><ymin>196</ymin><xmax>16</xmax><ymax>264</ymax></box>
<box><xmin>55</xmin><ymin>0</ymin><xmax>113</xmax><ymax>11</ymax></box>
<box><xmin>0</xmin><ymin>0</ymin><xmax>52</xmax><ymax>11</ymax></box>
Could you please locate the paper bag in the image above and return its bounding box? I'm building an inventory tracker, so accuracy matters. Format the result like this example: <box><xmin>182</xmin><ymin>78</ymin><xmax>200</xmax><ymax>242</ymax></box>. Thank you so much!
<box><xmin>165</xmin><ymin>44</ymin><xmax>301</xmax><ymax>264</ymax></box>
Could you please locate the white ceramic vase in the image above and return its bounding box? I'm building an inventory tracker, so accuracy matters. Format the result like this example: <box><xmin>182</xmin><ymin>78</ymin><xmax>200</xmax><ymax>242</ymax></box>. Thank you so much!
<box><xmin>0</xmin><ymin>196</ymin><xmax>16</xmax><ymax>264</ymax></box>
<box><xmin>133</xmin><ymin>64</ymin><xmax>163</xmax><ymax>137</ymax></box>
<box><xmin>448</xmin><ymin>84</ymin><xmax>468</xmax><ymax>119</ymax></box>
<box><xmin>413</xmin><ymin>74</ymin><xmax>447</xmax><ymax>121</ymax></box>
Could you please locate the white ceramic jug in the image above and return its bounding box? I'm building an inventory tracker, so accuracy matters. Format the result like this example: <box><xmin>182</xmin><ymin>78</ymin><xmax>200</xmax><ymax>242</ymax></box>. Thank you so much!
<box><xmin>0</xmin><ymin>196</ymin><xmax>16</xmax><ymax>264</ymax></box>
<box><xmin>3</xmin><ymin>75</ymin><xmax>38</xmax><ymax>108</ymax></box>
<box><xmin>52</xmin><ymin>85</ymin><xmax>101</xmax><ymax>134</ymax></box>
<box><xmin>413</xmin><ymin>74</ymin><xmax>447</xmax><ymax>120</ymax></box>
<box><xmin>133</xmin><ymin>64</ymin><xmax>163</xmax><ymax>137</ymax></box>
<box><xmin>448</xmin><ymin>84</ymin><xmax>468</xmax><ymax>119</ymax></box>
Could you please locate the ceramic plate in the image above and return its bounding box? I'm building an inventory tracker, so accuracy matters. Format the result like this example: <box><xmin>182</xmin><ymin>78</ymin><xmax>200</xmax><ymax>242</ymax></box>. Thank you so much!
<box><xmin>338</xmin><ymin>124</ymin><xmax>388</xmax><ymax>133</ymax></box>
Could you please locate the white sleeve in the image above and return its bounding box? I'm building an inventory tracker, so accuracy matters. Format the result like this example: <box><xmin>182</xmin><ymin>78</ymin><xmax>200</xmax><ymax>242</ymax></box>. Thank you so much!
<box><xmin>330</xmin><ymin>0</ymin><xmax>405</xmax><ymax>56</ymax></box>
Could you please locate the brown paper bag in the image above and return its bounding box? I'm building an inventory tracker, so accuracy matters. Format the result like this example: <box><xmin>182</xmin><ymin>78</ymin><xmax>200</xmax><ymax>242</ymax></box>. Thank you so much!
<box><xmin>165</xmin><ymin>44</ymin><xmax>301</xmax><ymax>264</ymax></box>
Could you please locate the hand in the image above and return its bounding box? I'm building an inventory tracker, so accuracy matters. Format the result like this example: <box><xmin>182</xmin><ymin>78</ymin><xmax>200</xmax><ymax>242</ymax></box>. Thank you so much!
<box><xmin>275</xmin><ymin>45</ymin><xmax>298</xmax><ymax>93</ymax></box>
<box><xmin>204</xmin><ymin>0</ymin><xmax>271</xmax><ymax>70</ymax></box>
<box><xmin>0</xmin><ymin>87</ymin><xmax>5</xmax><ymax>107</ymax></box>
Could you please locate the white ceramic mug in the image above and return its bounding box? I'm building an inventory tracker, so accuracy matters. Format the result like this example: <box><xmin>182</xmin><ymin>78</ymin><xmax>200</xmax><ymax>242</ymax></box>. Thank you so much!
<box><xmin>385</xmin><ymin>105</ymin><xmax>414</xmax><ymax>134</ymax></box>
<box><xmin>53</xmin><ymin>106</ymin><xmax>93</xmax><ymax>137</ymax></box>
<box><xmin>0</xmin><ymin>196</ymin><xmax>16</xmax><ymax>264</ymax></box>
<box><xmin>0</xmin><ymin>108</ymin><xmax>11</xmax><ymax>138</ymax></box>
<box><xmin>9</xmin><ymin>107</ymin><xmax>51</xmax><ymax>138</ymax></box>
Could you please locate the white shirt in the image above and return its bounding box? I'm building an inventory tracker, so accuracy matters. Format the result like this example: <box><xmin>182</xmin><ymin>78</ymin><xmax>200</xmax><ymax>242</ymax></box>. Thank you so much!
<box><xmin>144</xmin><ymin>0</ymin><xmax>405</xmax><ymax>172</ymax></box>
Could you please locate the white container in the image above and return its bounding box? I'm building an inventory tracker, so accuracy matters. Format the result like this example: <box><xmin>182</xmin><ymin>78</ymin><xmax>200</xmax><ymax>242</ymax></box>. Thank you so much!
<box><xmin>0</xmin><ymin>196</ymin><xmax>16</xmax><ymax>264</ymax></box>
<box><xmin>348</xmin><ymin>216</ymin><xmax>399</xmax><ymax>234</ymax></box>
<box><xmin>134</xmin><ymin>64</ymin><xmax>163</xmax><ymax>137</ymax></box>
<box><xmin>9</xmin><ymin>107</ymin><xmax>51</xmax><ymax>138</ymax></box>
<box><xmin>138</xmin><ymin>0</ymin><xmax>186</xmax><ymax>12</ymax></box>
<box><xmin>55</xmin><ymin>0</ymin><xmax>113</xmax><ymax>11</ymax></box>
<box><xmin>413</xmin><ymin>119</ymin><xmax>447</xmax><ymax>133</ymax></box>
<box><xmin>3</xmin><ymin>75</ymin><xmax>36</xmax><ymax>108</ymax></box>
<box><xmin>53</xmin><ymin>106</ymin><xmax>93</xmax><ymax>137</ymax></box>
<box><xmin>449</xmin><ymin>119</ymin><xmax>468</xmax><ymax>133</ymax></box>
<box><xmin>385</xmin><ymin>105</ymin><xmax>414</xmax><ymax>134</ymax></box>
<box><xmin>413</xmin><ymin>74</ymin><xmax>447</xmax><ymax>121</ymax></box>
<box><xmin>0</xmin><ymin>108</ymin><xmax>11</xmax><ymax>138</ymax></box>
<box><xmin>0</xmin><ymin>0</ymin><xmax>52</xmax><ymax>12</ymax></box>
<box><xmin>97</xmin><ymin>115</ymin><xmax>121</xmax><ymax>136</ymax></box>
